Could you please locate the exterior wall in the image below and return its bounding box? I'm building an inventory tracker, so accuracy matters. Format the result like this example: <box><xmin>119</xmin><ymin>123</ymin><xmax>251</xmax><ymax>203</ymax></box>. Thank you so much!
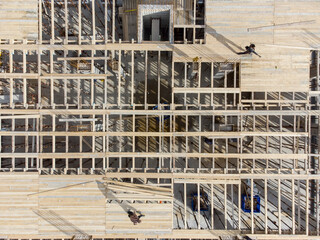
<box><xmin>137</xmin><ymin>4</ymin><xmax>174</xmax><ymax>43</ymax></box>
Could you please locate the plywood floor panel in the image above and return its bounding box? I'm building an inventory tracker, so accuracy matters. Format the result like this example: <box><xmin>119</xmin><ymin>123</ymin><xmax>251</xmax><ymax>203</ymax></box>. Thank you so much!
<box><xmin>38</xmin><ymin>176</ymin><xmax>106</xmax><ymax>236</ymax></box>
<box><xmin>0</xmin><ymin>0</ymin><xmax>38</xmax><ymax>40</ymax></box>
<box><xmin>0</xmin><ymin>173</ymin><xmax>39</xmax><ymax>234</ymax></box>
<box><xmin>201</xmin><ymin>0</ymin><xmax>320</xmax><ymax>92</ymax></box>
<box><xmin>105</xmin><ymin>203</ymin><xmax>172</xmax><ymax>232</ymax></box>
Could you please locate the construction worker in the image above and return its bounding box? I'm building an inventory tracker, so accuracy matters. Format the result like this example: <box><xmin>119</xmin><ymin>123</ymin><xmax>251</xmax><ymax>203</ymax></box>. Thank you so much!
<box><xmin>127</xmin><ymin>210</ymin><xmax>144</xmax><ymax>225</ymax></box>
<box><xmin>237</xmin><ymin>44</ymin><xmax>261</xmax><ymax>57</ymax></box>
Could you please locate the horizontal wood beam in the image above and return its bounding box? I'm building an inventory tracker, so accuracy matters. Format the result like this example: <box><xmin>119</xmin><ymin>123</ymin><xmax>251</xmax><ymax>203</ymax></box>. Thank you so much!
<box><xmin>173</xmin><ymin>87</ymin><xmax>240</xmax><ymax>93</ymax></box>
<box><xmin>175</xmin><ymin>25</ymin><xmax>206</xmax><ymax>28</ymax></box>
<box><xmin>0</xmin><ymin>114</ymin><xmax>40</xmax><ymax>119</ymax></box>
<box><xmin>174</xmin><ymin>179</ymin><xmax>241</xmax><ymax>184</ymax></box>
<box><xmin>0</xmin><ymin>73</ymin><xmax>112</xmax><ymax>78</ymax></box>
<box><xmin>57</xmin><ymin>56</ymin><xmax>107</xmax><ymax>61</ymax></box>
<box><xmin>0</xmin><ymin>43</ymin><xmax>175</xmax><ymax>51</ymax></box>
<box><xmin>0</xmin><ymin>131</ymin><xmax>309</xmax><ymax>137</ymax></box>
<box><xmin>0</xmin><ymin>109</ymin><xmax>317</xmax><ymax>116</ymax></box>
<box><xmin>0</xmin><ymin>229</ymin><xmax>241</xmax><ymax>239</ymax></box>
<box><xmin>104</xmin><ymin>172</ymin><xmax>320</xmax><ymax>180</ymax></box>
<box><xmin>0</xmin><ymin>152</ymin><xmax>308</xmax><ymax>159</ymax></box>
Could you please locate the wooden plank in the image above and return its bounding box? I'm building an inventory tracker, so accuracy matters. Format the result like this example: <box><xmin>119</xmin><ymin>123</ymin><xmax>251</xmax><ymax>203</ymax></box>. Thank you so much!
<box><xmin>106</xmin><ymin>185</ymin><xmax>172</xmax><ymax>197</ymax></box>
<box><xmin>0</xmin><ymin>173</ymin><xmax>38</xmax><ymax>234</ymax></box>
<box><xmin>104</xmin><ymin>179</ymin><xmax>172</xmax><ymax>192</ymax></box>
<box><xmin>105</xmin><ymin>202</ymin><xmax>172</xmax><ymax>231</ymax></box>
<box><xmin>0</xmin><ymin>0</ymin><xmax>38</xmax><ymax>40</ymax></box>
<box><xmin>0</xmin><ymin>131</ymin><xmax>309</xmax><ymax>137</ymax></box>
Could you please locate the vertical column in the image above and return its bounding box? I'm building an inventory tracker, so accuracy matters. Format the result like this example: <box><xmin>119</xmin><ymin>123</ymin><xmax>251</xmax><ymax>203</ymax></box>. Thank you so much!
<box><xmin>265</xmin><ymin>178</ymin><xmax>268</xmax><ymax>234</ymax></box>
<box><xmin>119</xmin><ymin>114</ymin><xmax>122</xmax><ymax>169</ymax></box>
<box><xmin>23</xmin><ymin>79</ymin><xmax>27</xmax><ymax>107</ymax></box>
<box><xmin>38</xmin><ymin>115</ymin><xmax>42</xmax><ymax>170</ymax></box>
<box><xmin>278</xmin><ymin>178</ymin><xmax>281</xmax><ymax>234</ymax></box>
<box><xmin>224</xmin><ymin>184</ymin><xmax>227</xmax><ymax>229</ymax></box>
<box><xmin>306</xmin><ymin>179</ymin><xmax>309</xmax><ymax>235</ymax></box>
<box><xmin>197</xmin><ymin>182</ymin><xmax>201</xmax><ymax>229</ymax></box>
<box><xmin>106</xmin><ymin>114</ymin><xmax>109</xmax><ymax>168</ymax></box>
<box><xmin>92</xmin><ymin>0</ymin><xmax>96</xmax><ymax>42</ymax></box>
<box><xmin>105</xmin><ymin>0</ymin><xmax>108</xmax><ymax>43</ymax></box>
<box><xmin>118</xmin><ymin>50</ymin><xmax>121</xmax><ymax>106</ymax></box>
<box><xmin>65</xmin><ymin>0</ymin><xmax>68</xmax><ymax>42</ymax></box>
<box><xmin>186</xmin><ymin>115</ymin><xmax>189</xmax><ymax>168</ymax></box>
<box><xmin>184</xmin><ymin>62</ymin><xmax>187</xmax><ymax>106</ymax></box>
<box><xmin>211</xmin><ymin>183</ymin><xmax>214</xmax><ymax>229</ymax></box>
<box><xmin>37</xmin><ymin>49</ymin><xmax>41</xmax><ymax>107</ymax></box>
<box><xmin>251</xmin><ymin>178</ymin><xmax>254</xmax><ymax>234</ymax></box>
<box><xmin>112</xmin><ymin>0</ymin><xmax>115</xmax><ymax>43</ymax></box>
<box><xmin>144</xmin><ymin>51</ymin><xmax>148</xmax><ymax>109</ymax></box>
<box><xmin>64</xmin><ymin>51</ymin><xmax>67</xmax><ymax>106</ymax></box>
<box><xmin>12</xmin><ymin>117</ymin><xmax>15</xmax><ymax>170</ymax></box>
<box><xmin>292</xmin><ymin>178</ymin><xmax>295</xmax><ymax>234</ymax></box>
<box><xmin>78</xmin><ymin>0</ymin><xmax>82</xmax><ymax>44</ymax></box>
<box><xmin>91</xmin><ymin>52</ymin><xmax>95</xmax><ymax>107</ymax></box>
<box><xmin>212</xmin><ymin>117</ymin><xmax>215</xmax><ymax>168</ymax></box>
<box><xmin>171</xmin><ymin>56</ymin><xmax>174</xmax><ymax>169</ymax></box>
<box><xmin>0</xmin><ymin>117</ymin><xmax>1</xmax><ymax>169</ymax></box>
<box><xmin>52</xmin><ymin>114</ymin><xmax>56</xmax><ymax>173</ymax></box>
<box><xmin>280</xmin><ymin>113</ymin><xmax>283</xmax><ymax>169</ymax></box>
<box><xmin>131</xmin><ymin>50</ymin><xmax>134</xmax><ymax>106</ymax></box>
<box><xmin>238</xmin><ymin>183</ymin><xmax>241</xmax><ymax>230</ymax></box>
<box><xmin>65</xmin><ymin>116</ymin><xmax>69</xmax><ymax>174</ymax></box>
<box><xmin>22</xmin><ymin>39</ymin><xmax>28</xmax><ymax>107</ymax></box>
<box><xmin>9</xmin><ymin>49</ymin><xmax>13</xmax><ymax>108</ymax></box>
<box><xmin>132</xmin><ymin>114</ymin><xmax>135</xmax><ymax>169</ymax></box>
<box><xmin>77</xmin><ymin>51</ymin><xmax>81</xmax><ymax>109</ymax></box>
<box><xmin>50</xmin><ymin>50</ymin><xmax>54</xmax><ymax>107</ymax></box>
<box><xmin>51</xmin><ymin>0</ymin><xmax>55</xmax><ymax>40</ymax></box>
<box><xmin>233</xmin><ymin>63</ymin><xmax>237</xmax><ymax>107</ymax></box>
<box><xmin>184</xmin><ymin>182</ymin><xmax>187</xmax><ymax>229</ymax></box>
<box><xmin>9</xmin><ymin>78</ymin><xmax>13</xmax><ymax>107</ymax></box>
<box><xmin>211</xmin><ymin>62</ymin><xmax>214</xmax><ymax>106</ymax></box>
<box><xmin>25</xmin><ymin>119</ymin><xmax>28</xmax><ymax>170</ymax></box>
<box><xmin>104</xmin><ymin>50</ymin><xmax>108</xmax><ymax>106</ymax></box>
<box><xmin>317</xmin><ymin>179</ymin><xmax>319</xmax><ymax>236</ymax></box>
<box><xmin>102</xmin><ymin>114</ymin><xmax>106</xmax><ymax>170</ymax></box>
<box><xmin>158</xmin><ymin>51</ymin><xmax>161</xmax><ymax>106</ymax></box>
<box><xmin>298</xmin><ymin>180</ymin><xmax>301</xmax><ymax>231</ymax></box>
<box><xmin>198</xmin><ymin>116</ymin><xmax>202</xmax><ymax>168</ymax></box>
<box><xmin>317</xmin><ymin>51</ymin><xmax>319</xmax><ymax>92</ymax></box>
<box><xmin>193</xmin><ymin>0</ymin><xmax>196</xmax><ymax>43</ymax></box>
<box><xmin>231</xmin><ymin>184</ymin><xmax>235</xmax><ymax>228</ymax></box>
<box><xmin>23</xmin><ymin>41</ymin><xmax>27</xmax><ymax>106</ymax></box>
<box><xmin>39</xmin><ymin>0</ymin><xmax>42</xmax><ymax>43</ymax></box>
<box><xmin>92</xmin><ymin>113</ymin><xmax>96</xmax><ymax>173</ymax></box>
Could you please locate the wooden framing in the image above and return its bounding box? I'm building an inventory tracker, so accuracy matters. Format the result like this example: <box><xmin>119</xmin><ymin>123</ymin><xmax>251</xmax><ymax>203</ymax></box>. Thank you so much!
<box><xmin>0</xmin><ymin>0</ymin><xmax>319</xmax><ymax>239</ymax></box>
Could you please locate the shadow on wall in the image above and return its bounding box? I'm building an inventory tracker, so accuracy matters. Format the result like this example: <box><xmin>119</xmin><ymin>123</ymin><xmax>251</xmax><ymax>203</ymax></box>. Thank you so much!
<box><xmin>34</xmin><ymin>209</ymin><xmax>88</xmax><ymax>236</ymax></box>
<box><xmin>206</xmin><ymin>26</ymin><xmax>244</xmax><ymax>54</ymax></box>
<box><xmin>96</xmin><ymin>180</ymin><xmax>138</xmax><ymax>213</ymax></box>
<box><xmin>301</xmin><ymin>28</ymin><xmax>320</xmax><ymax>48</ymax></box>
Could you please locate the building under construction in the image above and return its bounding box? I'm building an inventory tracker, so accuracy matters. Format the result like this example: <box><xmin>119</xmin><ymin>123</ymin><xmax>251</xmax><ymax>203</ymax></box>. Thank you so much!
<box><xmin>0</xmin><ymin>0</ymin><xmax>320</xmax><ymax>239</ymax></box>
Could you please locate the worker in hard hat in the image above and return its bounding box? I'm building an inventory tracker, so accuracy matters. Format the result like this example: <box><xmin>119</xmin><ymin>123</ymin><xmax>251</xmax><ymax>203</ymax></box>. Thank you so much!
<box><xmin>127</xmin><ymin>210</ymin><xmax>145</xmax><ymax>225</ymax></box>
<box><xmin>237</xmin><ymin>44</ymin><xmax>261</xmax><ymax>57</ymax></box>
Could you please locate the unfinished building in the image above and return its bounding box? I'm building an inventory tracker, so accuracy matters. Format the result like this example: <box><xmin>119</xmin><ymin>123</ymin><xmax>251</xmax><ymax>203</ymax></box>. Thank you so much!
<box><xmin>0</xmin><ymin>0</ymin><xmax>320</xmax><ymax>239</ymax></box>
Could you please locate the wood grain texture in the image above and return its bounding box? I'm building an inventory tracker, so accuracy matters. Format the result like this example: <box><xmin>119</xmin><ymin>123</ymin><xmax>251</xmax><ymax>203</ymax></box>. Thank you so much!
<box><xmin>174</xmin><ymin>0</ymin><xmax>320</xmax><ymax>92</ymax></box>
<box><xmin>105</xmin><ymin>203</ymin><xmax>172</xmax><ymax>233</ymax></box>
<box><xmin>0</xmin><ymin>173</ymin><xmax>39</xmax><ymax>234</ymax></box>
<box><xmin>0</xmin><ymin>174</ymin><xmax>172</xmax><ymax>236</ymax></box>
<box><xmin>37</xmin><ymin>176</ymin><xmax>106</xmax><ymax>236</ymax></box>
<box><xmin>0</xmin><ymin>0</ymin><xmax>38</xmax><ymax>40</ymax></box>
